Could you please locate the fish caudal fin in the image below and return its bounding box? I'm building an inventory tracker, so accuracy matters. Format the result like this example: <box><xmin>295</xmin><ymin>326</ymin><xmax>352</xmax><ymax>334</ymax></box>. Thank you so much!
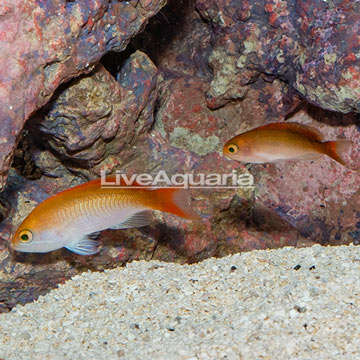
<box><xmin>153</xmin><ymin>188</ymin><xmax>201</xmax><ymax>220</ymax></box>
<box><xmin>323</xmin><ymin>140</ymin><xmax>352</xmax><ymax>167</ymax></box>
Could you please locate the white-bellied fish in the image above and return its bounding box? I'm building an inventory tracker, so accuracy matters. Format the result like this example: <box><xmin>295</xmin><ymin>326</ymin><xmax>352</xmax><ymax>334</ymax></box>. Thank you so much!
<box><xmin>11</xmin><ymin>177</ymin><xmax>200</xmax><ymax>255</ymax></box>
<box><xmin>223</xmin><ymin>122</ymin><xmax>352</xmax><ymax>166</ymax></box>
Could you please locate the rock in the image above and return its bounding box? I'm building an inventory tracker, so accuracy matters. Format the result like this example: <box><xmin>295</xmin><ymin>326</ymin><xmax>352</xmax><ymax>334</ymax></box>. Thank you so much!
<box><xmin>32</xmin><ymin>52</ymin><xmax>158</xmax><ymax>167</ymax></box>
<box><xmin>0</xmin><ymin>0</ymin><xmax>166</xmax><ymax>189</ymax></box>
<box><xmin>131</xmin><ymin>0</ymin><xmax>213</xmax><ymax>78</ymax></box>
<box><xmin>196</xmin><ymin>0</ymin><xmax>360</xmax><ymax>113</ymax></box>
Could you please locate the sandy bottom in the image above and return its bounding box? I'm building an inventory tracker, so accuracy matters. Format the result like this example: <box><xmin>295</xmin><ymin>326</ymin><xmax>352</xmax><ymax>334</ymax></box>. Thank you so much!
<box><xmin>1</xmin><ymin>244</ymin><xmax>359</xmax><ymax>360</ymax></box>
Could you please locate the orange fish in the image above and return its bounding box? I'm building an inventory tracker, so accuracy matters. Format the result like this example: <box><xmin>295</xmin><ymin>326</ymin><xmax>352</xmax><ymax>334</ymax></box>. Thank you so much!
<box><xmin>11</xmin><ymin>177</ymin><xmax>200</xmax><ymax>255</ymax></box>
<box><xmin>223</xmin><ymin>122</ymin><xmax>352</xmax><ymax>166</ymax></box>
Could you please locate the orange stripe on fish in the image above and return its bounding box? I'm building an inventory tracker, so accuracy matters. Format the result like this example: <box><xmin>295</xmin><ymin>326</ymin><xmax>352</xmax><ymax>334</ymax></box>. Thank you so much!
<box><xmin>11</xmin><ymin>177</ymin><xmax>200</xmax><ymax>256</ymax></box>
<box><xmin>223</xmin><ymin>122</ymin><xmax>352</xmax><ymax>167</ymax></box>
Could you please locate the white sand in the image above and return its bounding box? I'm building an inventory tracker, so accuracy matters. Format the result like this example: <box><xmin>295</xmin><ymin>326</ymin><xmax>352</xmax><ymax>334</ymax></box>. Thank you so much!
<box><xmin>1</xmin><ymin>244</ymin><xmax>359</xmax><ymax>360</ymax></box>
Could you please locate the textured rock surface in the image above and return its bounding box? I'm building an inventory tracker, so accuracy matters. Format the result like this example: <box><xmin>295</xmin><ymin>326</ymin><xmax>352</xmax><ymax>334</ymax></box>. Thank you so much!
<box><xmin>0</xmin><ymin>0</ymin><xmax>166</xmax><ymax>189</ymax></box>
<box><xmin>33</xmin><ymin>52</ymin><xmax>158</xmax><ymax>167</ymax></box>
<box><xmin>196</xmin><ymin>0</ymin><xmax>360</xmax><ymax>113</ymax></box>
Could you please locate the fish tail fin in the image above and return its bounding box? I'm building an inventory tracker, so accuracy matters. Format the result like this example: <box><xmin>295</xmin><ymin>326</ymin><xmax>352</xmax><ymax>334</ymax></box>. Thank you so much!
<box><xmin>323</xmin><ymin>140</ymin><xmax>352</xmax><ymax>167</ymax></box>
<box><xmin>152</xmin><ymin>188</ymin><xmax>201</xmax><ymax>220</ymax></box>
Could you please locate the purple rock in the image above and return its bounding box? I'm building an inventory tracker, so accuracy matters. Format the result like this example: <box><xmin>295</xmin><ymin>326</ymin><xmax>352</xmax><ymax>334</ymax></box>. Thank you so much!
<box><xmin>196</xmin><ymin>0</ymin><xmax>360</xmax><ymax>113</ymax></box>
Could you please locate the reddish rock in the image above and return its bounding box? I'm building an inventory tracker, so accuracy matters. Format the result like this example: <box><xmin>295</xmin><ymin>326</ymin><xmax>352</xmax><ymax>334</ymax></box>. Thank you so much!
<box><xmin>0</xmin><ymin>0</ymin><xmax>166</xmax><ymax>189</ymax></box>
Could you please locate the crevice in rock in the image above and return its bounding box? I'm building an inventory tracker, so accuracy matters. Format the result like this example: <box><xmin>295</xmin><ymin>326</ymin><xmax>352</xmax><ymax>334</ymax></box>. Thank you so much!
<box><xmin>11</xmin><ymin>130</ymin><xmax>43</xmax><ymax>181</ymax></box>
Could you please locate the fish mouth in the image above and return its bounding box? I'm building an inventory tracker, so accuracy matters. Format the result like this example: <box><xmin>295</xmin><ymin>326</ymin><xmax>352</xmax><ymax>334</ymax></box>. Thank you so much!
<box><xmin>222</xmin><ymin>150</ymin><xmax>232</xmax><ymax>159</ymax></box>
<box><xmin>222</xmin><ymin>146</ymin><xmax>229</xmax><ymax>157</ymax></box>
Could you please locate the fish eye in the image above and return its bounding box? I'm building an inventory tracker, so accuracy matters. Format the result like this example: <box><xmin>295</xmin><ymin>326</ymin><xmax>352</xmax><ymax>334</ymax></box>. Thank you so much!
<box><xmin>227</xmin><ymin>144</ymin><xmax>238</xmax><ymax>154</ymax></box>
<box><xmin>19</xmin><ymin>230</ymin><xmax>33</xmax><ymax>243</ymax></box>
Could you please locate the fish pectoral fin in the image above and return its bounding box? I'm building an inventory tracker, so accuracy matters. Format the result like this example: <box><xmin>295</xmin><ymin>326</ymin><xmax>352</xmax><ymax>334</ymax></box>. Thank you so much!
<box><xmin>65</xmin><ymin>234</ymin><xmax>100</xmax><ymax>255</ymax></box>
<box><xmin>110</xmin><ymin>211</ymin><xmax>152</xmax><ymax>230</ymax></box>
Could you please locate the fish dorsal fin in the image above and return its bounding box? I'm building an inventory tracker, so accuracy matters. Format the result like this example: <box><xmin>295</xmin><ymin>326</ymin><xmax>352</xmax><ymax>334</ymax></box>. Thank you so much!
<box><xmin>110</xmin><ymin>211</ymin><xmax>152</xmax><ymax>230</ymax></box>
<box><xmin>65</xmin><ymin>234</ymin><xmax>100</xmax><ymax>255</ymax></box>
<box><xmin>256</xmin><ymin>122</ymin><xmax>324</xmax><ymax>141</ymax></box>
